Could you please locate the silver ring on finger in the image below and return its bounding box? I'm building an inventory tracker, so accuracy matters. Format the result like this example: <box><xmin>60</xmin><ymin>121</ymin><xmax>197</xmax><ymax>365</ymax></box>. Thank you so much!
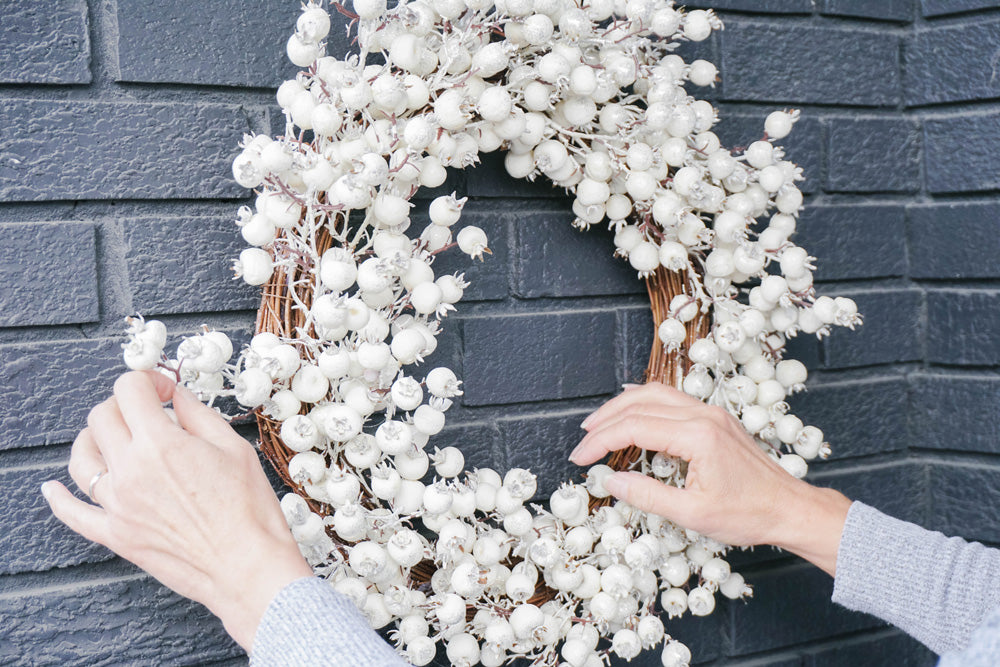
<box><xmin>88</xmin><ymin>469</ymin><xmax>108</xmax><ymax>502</ymax></box>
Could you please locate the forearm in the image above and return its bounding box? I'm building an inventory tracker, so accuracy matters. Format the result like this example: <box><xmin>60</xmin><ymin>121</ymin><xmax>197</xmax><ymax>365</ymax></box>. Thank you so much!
<box><xmin>249</xmin><ymin>576</ymin><xmax>410</xmax><ymax>667</ymax></box>
<box><xmin>829</xmin><ymin>501</ymin><xmax>1000</xmax><ymax>654</ymax></box>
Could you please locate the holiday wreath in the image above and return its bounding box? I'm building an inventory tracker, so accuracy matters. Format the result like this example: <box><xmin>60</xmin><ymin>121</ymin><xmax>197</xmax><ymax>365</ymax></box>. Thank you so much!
<box><xmin>121</xmin><ymin>1</ymin><xmax>862</xmax><ymax>664</ymax></box>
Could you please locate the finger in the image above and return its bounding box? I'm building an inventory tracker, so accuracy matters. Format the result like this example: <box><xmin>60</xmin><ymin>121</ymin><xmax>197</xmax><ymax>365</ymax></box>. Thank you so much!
<box><xmin>171</xmin><ymin>383</ymin><xmax>241</xmax><ymax>446</ymax></box>
<box><xmin>570</xmin><ymin>413</ymin><xmax>703</xmax><ymax>466</ymax></box>
<box><xmin>603</xmin><ymin>471</ymin><xmax>692</xmax><ymax>525</ymax></box>
<box><xmin>41</xmin><ymin>480</ymin><xmax>113</xmax><ymax>547</ymax></box>
<box><xmin>68</xmin><ymin>428</ymin><xmax>107</xmax><ymax>493</ymax></box>
<box><xmin>581</xmin><ymin>382</ymin><xmax>703</xmax><ymax>431</ymax></box>
<box><xmin>87</xmin><ymin>397</ymin><xmax>132</xmax><ymax>466</ymax></box>
<box><xmin>113</xmin><ymin>371</ymin><xmax>179</xmax><ymax>436</ymax></box>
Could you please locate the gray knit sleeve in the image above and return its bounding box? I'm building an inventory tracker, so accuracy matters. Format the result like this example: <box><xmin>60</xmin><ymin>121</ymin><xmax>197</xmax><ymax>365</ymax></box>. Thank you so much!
<box><xmin>832</xmin><ymin>501</ymin><xmax>1000</xmax><ymax>654</ymax></box>
<box><xmin>249</xmin><ymin>576</ymin><xmax>411</xmax><ymax>667</ymax></box>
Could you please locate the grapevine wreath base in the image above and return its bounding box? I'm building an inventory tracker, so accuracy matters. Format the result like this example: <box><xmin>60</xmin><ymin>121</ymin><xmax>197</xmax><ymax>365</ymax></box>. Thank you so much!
<box><xmin>120</xmin><ymin>0</ymin><xmax>862</xmax><ymax>665</ymax></box>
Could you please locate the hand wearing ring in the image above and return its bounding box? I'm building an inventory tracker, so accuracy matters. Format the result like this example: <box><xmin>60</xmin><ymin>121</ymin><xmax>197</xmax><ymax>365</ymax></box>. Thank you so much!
<box><xmin>87</xmin><ymin>469</ymin><xmax>108</xmax><ymax>502</ymax></box>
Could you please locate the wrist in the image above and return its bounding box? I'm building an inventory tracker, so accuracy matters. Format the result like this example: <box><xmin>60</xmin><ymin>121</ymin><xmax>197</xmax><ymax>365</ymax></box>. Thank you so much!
<box><xmin>208</xmin><ymin>537</ymin><xmax>314</xmax><ymax>652</ymax></box>
<box><xmin>770</xmin><ymin>481</ymin><xmax>852</xmax><ymax>577</ymax></box>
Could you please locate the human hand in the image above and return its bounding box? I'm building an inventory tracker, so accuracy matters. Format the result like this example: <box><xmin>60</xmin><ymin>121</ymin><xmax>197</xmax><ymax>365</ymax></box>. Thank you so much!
<box><xmin>41</xmin><ymin>370</ymin><xmax>313</xmax><ymax>651</ymax></box>
<box><xmin>570</xmin><ymin>382</ymin><xmax>851</xmax><ymax>576</ymax></box>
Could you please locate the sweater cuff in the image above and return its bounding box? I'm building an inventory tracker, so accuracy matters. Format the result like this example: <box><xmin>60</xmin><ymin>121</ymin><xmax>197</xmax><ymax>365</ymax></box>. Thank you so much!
<box><xmin>249</xmin><ymin>576</ymin><xmax>409</xmax><ymax>667</ymax></box>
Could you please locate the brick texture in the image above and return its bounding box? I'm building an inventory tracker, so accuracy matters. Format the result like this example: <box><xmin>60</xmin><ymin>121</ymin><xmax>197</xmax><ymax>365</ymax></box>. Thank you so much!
<box><xmin>0</xmin><ymin>0</ymin><xmax>90</xmax><ymax>84</ymax></box>
<box><xmin>0</xmin><ymin>222</ymin><xmax>99</xmax><ymax>327</ymax></box>
<box><xmin>2</xmin><ymin>1</ymin><xmax>999</xmax><ymax>665</ymax></box>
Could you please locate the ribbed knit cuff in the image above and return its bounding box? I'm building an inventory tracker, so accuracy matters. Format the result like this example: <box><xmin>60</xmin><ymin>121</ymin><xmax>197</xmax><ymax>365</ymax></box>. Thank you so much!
<box><xmin>833</xmin><ymin>501</ymin><xmax>1000</xmax><ymax>655</ymax></box>
<box><xmin>249</xmin><ymin>576</ymin><xmax>409</xmax><ymax>667</ymax></box>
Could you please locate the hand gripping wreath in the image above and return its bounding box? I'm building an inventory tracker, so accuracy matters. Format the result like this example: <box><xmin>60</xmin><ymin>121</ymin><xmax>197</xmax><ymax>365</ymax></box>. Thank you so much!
<box><xmin>120</xmin><ymin>1</ymin><xmax>862</xmax><ymax>665</ymax></box>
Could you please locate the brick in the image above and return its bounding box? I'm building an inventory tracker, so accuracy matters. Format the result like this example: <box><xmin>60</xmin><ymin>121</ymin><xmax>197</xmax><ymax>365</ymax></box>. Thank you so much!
<box><xmin>0</xmin><ymin>100</ymin><xmax>255</xmax><ymax>201</ymax></box>
<box><xmin>114</xmin><ymin>0</ymin><xmax>340</xmax><ymax>88</ymax></box>
<box><xmin>922</xmin><ymin>0</ymin><xmax>1000</xmax><ymax>16</ymax></box>
<box><xmin>0</xmin><ymin>222</ymin><xmax>99</xmax><ymax>327</ymax></box>
<box><xmin>926</xmin><ymin>290</ymin><xmax>1000</xmax><ymax>365</ymax></box>
<box><xmin>496</xmin><ymin>410</ymin><xmax>593</xmax><ymax>497</ymax></box>
<box><xmin>821</xmin><ymin>0</ymin><xmax>914</xmax><ymax>20</ymax></box>
<box><xmin>621</xmin><ymin>307</ymin><xmax>655</xmax><ymax>385</ymax></box>
<box><xmin>826</xmin><ymin>119</ymin><xmax>921</xmax><ymax>193</ymax></box>
<box><xmin>713</xmin><ymin>114</ymin><xmax>821</xmax><ymax>194</ymax></box>
<box><xmin>783</xmin><ymin>334</ymin><xmax>823</xmax><ymax>371</ymax></box>
<box><xmin>908</xmin><ymin>203</ymin><xmax>1000</xmax><ymax>279</ymax></box>
<box><xmin>465</xmin><ymin>152</ymin><xmax>570</xmax><ymax>199</ymax></box>
<box><xmin>728</xmin><ymin>562</ymin><xmax>884</xmax><ymax>655</ymax></box>
<box><xmin>418</xmin><ymin>204</ymin><xmax>509</xmax><ymax>302</ymax></box>
<box><xmin>0</xmin><ymin>0</ymin><xmax>90</xmax><ymax>84</ymax></box>
<box><xmin>0</xmin><ymin>459</ymin><xmax>113</xmax><ymax>575</ymax></box>
<box><xmin>910</xmin><ymin>374</ymin><xmax>1000</xmax><ymax>454</ymax></box>
<box><xmin>123</xmin><ymin>216</ymin><xmax>259</xmax><ymax>316</ymax></box>
<box><xmin>513</xmin><ymin>209</ymin><xmax>643</xmax><ymax>299</ymax></box>
<box><xmin>809</xmin><ymin>631</ymin><xmax>936</xmax><ymax>666</ymax></box>
<box><xmin>0</xmin><ymin>573</ymin><xmax>241</xmax><ymax>665</ymax></box>
<box><xmin>925</xmin><ymin>112</ymin><xmax>1000</xmax><ymax>194</ymax></box>
<box><xmin>821</xmin><ymin>289</ymin><xmax>923</xmax><ymax>368</ymax></box>
<box><xmin>462</xmin><ymin>311</ymin><xmax>619</xmax><ymax>406</ymax></box>
<box><xmin>0</xmin><ymin>338</ymin><xmax>122</xmax><ymax>449</ymax></box>
<box><xmin>684</xmin><ymin>0</ymin><xmax>812</xmax><ymax>11</ymax></box>
<box><xmin>905</xmin><ymin>21</ymin><xmax>1000</xmax><ymax>106</ymax></box>
<box><xmin>795</xmin><ymin>206</ymin><xmax>907</xmax><ymax>281</ymax></box>
<box><xmin>431</xmin><ymin>422</ymin><xmax>497</xmax><ymax>476</ymax></box>
<box><xmin>927</xmin><ymin>462</ymin><xmax>1000</xmax><ymax>541</ymax></box>
<box><xmin>719</xmin><ymin>24</ymin><xmax>900</xmax><ymax>107</ymax></box>
<box><xmin>791</xmin><ymin>377</ymin><xmax>908</xmax><ymax>461</ymax></box>
<box><xmin>811</xmin><ymin>462</ymin><xmax>927</xmax><ymax>525</ymax></box>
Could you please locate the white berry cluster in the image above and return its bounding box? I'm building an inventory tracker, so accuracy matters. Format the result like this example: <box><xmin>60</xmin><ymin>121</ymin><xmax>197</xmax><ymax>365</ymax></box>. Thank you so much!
<box><xmin>120</xmin><ymin>0</ymin><xmax>865</xmax><ymax>664</ymax></box>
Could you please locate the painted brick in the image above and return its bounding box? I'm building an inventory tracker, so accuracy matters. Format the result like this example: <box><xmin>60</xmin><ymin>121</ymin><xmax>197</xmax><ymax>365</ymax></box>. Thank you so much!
<box><xmin>927</xmin><ymin>463</ymin><xmax>1000</xmax><ymax>541</ymax></box>
<box><xmin>783</xmin><ymin>334</ymin><xmax>823</xmax><ymax>371</ymax></box>
<box><xmin>910</xmin><ymin>374</ymin><xmax>1000</xmax><ymax>454</ymax></box>
<box><xmin>0</xmin><ymin>337</ymin><xmax>122</xmax><ymax>449</ymax></box>
<box><xmin>0</xmin><ymin>222</ymin><xmax>99</xmax><ymax>327</ymax></box>
<box><xmin>719</xmin><ymin>24</ymin><xmax>901</xmax><ymax>107</ymax></box>
<box><xmin>795</xmin><ymin>206</ymin><xmax>907</xmax><ymax>281</ymax></box>
<box><xmin>909</xmin><ymin>203</ymin><xmax>1000</xmax><ymax>279</ymax></box>
<box><xmin>123</xmin><ymin>216</ymin><xmax>259</xmax><ymax>316</ymax></box>
<box><xmin>821</xmin><ymin>0</ymin><xmax>914</xmax><ymax>20</ymax></box>
<box><xmin>821</xmin><ymin>289</ymin><xmax>923</xmax><ymax>368</ymax></box>
<box><xmin>922</xmin><ymin>0</ymin><xmax>1000</xmax><ymax>16</ymax></box>
<box><xmin>114</xmin><ymin>0</ymin><xmax>336</xmax><ymax>88</ymax></box>
<box><xmin>713</xmin><ymin>114</ymin><xmax>821</xmax><ymax>194</ymax></box>
<box><xmin>0</xmin><ymin>0</ymin><xmax>90</xmax><ymax>84</ymax></box>
<box><xmin>926</xmin><ymin>290</ymin><xmax>1000</xmax><ymax>365</ymax></box>
<box><xmin>496</xmin><ymin>410</ymin><xmax>592</xmax><ymax>497</ymax></box>
<box><xmin>809</xmin><ymin>632</ymin><xmax>936</xmax><ymax>666</ymax></box>
<box><xmin>621</xmin><ymin>307</ymin><xmax>655</xmax><ymax>385</ymax></box>
<box><xmin>433</xmin><ymin>422</ymin><xmax>497</xmax><ymax>475</ymax></box>
<box><xmin>0</xmin><ymin>460</ymin><xmax>113</xmax><ymax>575</ymax></box>
<box><xmin>462</xmin><ymin>311</ymin><xmax>619</xmax><ymax>406</ymax></box>
<box><xmin>0</xmin><ymin>100</ymin><xmax>255</xmax><ymax>201</ymax></box>
<box><xmin>683</xmin><ymin>0</ymin><xmax>812</xmax><ymax>12</ymax></box>
<box><xmin>464</xmin><ymin>152</ymin><xmax>569</xmax><ymax>199</ymax></box>
<box><xmin>0</xmin><ymin>573</ymin><xmax>241</xmax><ymax>665</ymax></box>
<box><xmin>826</xmin><ymin>118</ymin><xmax>921</xmax><ymax>193</ymax></box>
<box><xmin>513</xmin><ymin>209</ymin><xmax>643</xmax><ymax>298</ymax></box>
<box><xmin>419</xmin><ymin>205</ymin><xmax>509</xmax><ymax>302</ymax></box>
<box><xmin>905</xmin><ymin>20</ymin><xmax>1000</xmax><ymax>107</ymax></box>
<box><xmin>925</xmin><ymin>112</ymin><xmax>1000</xmax><ymax>194</ymax></box>
<box><xmin>811</xmin><ymin>462</ymin><xmax>927</xmax><ymax>526</ymax></box>
<box><xmin>791</xmin><ymin>377</ymin><xmax>908</xmax><ymax>461</ymax></box>
<box><xmin>729</xmin><ymin>562</ymin><xmax>885</xmax><ymax>655</ymax></box>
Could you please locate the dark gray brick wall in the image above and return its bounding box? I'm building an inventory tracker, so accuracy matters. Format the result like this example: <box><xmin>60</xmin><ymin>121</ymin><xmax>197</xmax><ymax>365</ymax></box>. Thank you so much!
<box><xmin>0</xmin><ymin>1</ymin><xmax>996</xmax><ymax>666</ymax></box>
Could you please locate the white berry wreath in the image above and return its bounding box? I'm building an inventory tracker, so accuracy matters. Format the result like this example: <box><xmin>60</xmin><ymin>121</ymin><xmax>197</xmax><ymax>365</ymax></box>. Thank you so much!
<box><xmin>121</xmin><ymin>1</ymin><xmax>862</xmax><ymax>665</ymax></box>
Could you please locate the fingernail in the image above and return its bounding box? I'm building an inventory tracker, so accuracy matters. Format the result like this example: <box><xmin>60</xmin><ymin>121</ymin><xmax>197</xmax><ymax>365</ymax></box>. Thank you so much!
<box><xmin>580</xmin><ymin>412</ymin><xmax>596</xmax><ymax>430</ymax></box>
<box><xmin>621</xmin><ymin>383</ymin><xmax>642</xmax><ymax>391</ymax></box>
<box><xmin>603</xmin><ymin>472</ymin><xmax>629</xmax><ymax>497</ymax></box>
<box><xmin>40</xmin><ymin>482</ymin><xmax>53</xmax><ymax>500</ymax></box>
<box><xmin>568</xmin><ymin>444</ymin><xmax>584</xmax><ymax>464</ymax></box>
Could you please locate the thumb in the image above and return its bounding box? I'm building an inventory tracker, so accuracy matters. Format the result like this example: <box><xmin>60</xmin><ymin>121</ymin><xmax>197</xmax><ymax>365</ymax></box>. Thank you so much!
<box><xmin>171</xmin><ymin>383</ymin><xmax>240</xmax><ymax>445</ymax></box>
<box><xmin>603</xmin><ymin>471</ymin><xmax>692</xmax><ymax>525</ymax></box>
